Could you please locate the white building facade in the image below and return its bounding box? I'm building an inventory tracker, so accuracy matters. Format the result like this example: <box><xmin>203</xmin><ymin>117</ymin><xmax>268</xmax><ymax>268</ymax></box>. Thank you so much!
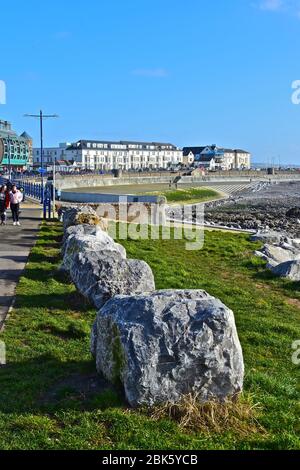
<box><xmin>233</xmin><ymin>150</ymin><xmax>251</xmax><ymax>170</ymax></box>
<box><xmin>183</xmin><ymin>145</ymin><xmax>251</xmax><ymax>171</ymax></box>
<box><xmin>66</xmin><ymin>140</ymin><xmax>183</xmax><ymax>171</ymax></box>
<box><xmin>34</xmin><ymin>140</ymin><xmax>183</xmax><ymax>171</ymax></box>
<box><xmin>222</xmin><ymin>149</ymin><xmax>251</xmax><ymax>170</ymax></box>
<box><xmin>33</xmin><ymin>143</ymin><xmax>70</xmax><ymax>168</ymax></box>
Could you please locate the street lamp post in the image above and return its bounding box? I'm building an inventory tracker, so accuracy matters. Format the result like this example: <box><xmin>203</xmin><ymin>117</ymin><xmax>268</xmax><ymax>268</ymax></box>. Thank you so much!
<box><xmin>53</xmin><ymin>157</ymin><xmax>56</xmax><ymax>219</ymax></box>
<box><xmin>7</xmin><ymin>134</ymin><xmax>12</xmax><ymax>181</ymax></box>
<box><xmin>24</xmin><ymin>110</ymin><xmax>58</xmax><ymax>203</ymax></box>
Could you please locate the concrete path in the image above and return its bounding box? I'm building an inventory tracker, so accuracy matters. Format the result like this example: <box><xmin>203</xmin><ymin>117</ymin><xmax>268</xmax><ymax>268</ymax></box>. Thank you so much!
<box><xmin>0</xmin><ymin>202</ymin><xmax>41</xmax><ymax>331</ymax></box>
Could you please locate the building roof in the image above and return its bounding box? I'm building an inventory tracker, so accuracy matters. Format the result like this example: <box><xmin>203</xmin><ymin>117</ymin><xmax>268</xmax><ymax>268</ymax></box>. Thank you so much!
<box><xmin>0</xmin><ymin>120</ymin><xmax>30</xmax><ymax>144</ymax></box>
<box><xmin>234</xmin><ymin>149</ymin><xmax>250</xmax><ymax>154</ymax></box>
<box><xmin>221</xmin><ymin>148</ymin><xmax>250</xmax><ymax>154</ymax></box>
<box><xmin>183</xmin><ymin>147</ymin><xmax>206</xmax><ymax>156</ymax></box>
<box><xmin>0</xmin><ymin>131</ymin><xmax>29</xmax><ymax>143</ymax></box>
<box><xmin>183</xmin><ymin>145</ymin><xmax>251</xmax><ymax>156</ymax></box>
<box><xmin>222</xmin><ymin>148</ymin><xmax>235</xmax><ymax>153</ymax></box>
<box><xmin>20</xmin><ymin>131</ymin><xmax>32</xmax><ymax>141</ymax></box>
<box><xmin>67</xmin><ymin>140</ymin><xmax>178</xmax><ymax>151</ymax></box>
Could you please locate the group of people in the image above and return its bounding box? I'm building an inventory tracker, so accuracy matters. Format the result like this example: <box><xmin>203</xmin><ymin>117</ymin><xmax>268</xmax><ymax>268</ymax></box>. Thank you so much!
<box><xmin>0</xmin><ymin>184</ymin><xmax>23</xmax><ymax>226</ymax></box>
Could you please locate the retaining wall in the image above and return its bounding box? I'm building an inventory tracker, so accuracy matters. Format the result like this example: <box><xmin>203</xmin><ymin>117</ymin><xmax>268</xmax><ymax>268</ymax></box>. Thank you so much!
<box><xmin>57</xmin><ymin>175</ymin><xmax>173</xmax><ymax>191</ymax></box>
<box><xmin>61</xmin><ymin>191</ymin><xmax>163</xmax><ymax>204</ymax></box>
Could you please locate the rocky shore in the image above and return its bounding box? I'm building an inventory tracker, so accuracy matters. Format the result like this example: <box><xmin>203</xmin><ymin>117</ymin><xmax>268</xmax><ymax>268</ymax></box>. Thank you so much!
<box><xmin>204</xmin><ymin>181</ymin><xmax>300</xmax><ymax>236</ymax></box>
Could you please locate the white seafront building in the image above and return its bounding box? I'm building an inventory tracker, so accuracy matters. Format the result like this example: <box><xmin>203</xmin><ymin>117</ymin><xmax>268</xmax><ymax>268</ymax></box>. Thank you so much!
<box><xmin>33</xmin><ymin>140</ymin><xmax>251</xmax><ymax>172</ymax></box>
<box><xmin>183</xmin><ymin>145</ymin><xmax>251</xmax><ymax>171</ymax></box>
<box><xmin>33</xmin><ymin>140</ymin><xmax>183</xmax><ymax>171</ymax></box>
<box><xmin>33</xmin><ymin>142</ymin><xmax>70</xmax><ymax>168</ymax></box>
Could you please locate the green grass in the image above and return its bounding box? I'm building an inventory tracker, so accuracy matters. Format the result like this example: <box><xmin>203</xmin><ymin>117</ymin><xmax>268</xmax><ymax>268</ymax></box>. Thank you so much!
<box><xmin>145</xmin><ymin>187</ymin><xmax>221</xmax><ymax>204</ymax></box>
<box><xmin>0</xmin><ymin>222</ymin><xmax>299</xmax><ymax>450</ymax></box>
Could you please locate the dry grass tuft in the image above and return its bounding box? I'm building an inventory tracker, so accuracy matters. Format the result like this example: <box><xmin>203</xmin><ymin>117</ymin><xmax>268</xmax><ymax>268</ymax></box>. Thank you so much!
<box><xmin>150</xmin><ymin>394</ymin><xmax>265</xmax><ymax>436</ymax></box>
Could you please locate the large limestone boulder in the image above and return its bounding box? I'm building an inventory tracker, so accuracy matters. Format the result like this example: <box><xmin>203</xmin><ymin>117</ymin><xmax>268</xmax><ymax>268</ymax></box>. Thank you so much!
<box><xmin>255</xmin><ymin>244</ymin><xmax>300</xmax><ymax>268</ymax></box>
<box><xmin>251</xmin><ymin>230</ymin><xmax>284</xmax><ymax>244</ymax></box>
<box><xmin>62</xmin><ymin>232</ymin><xmax>126</xmax><ymax>272</ymax></box>
<box><xmin>70</xmin><ymin>251</ymin><xmax>155</xmax><ymax>309</ymax></box>
<box><xmin>280</xmin><ymin>242</ymin><xmax>300</xmax><ymax>255</ymax></box>
<box><xmin>63</xmin><ymin>206</ymin><xmax>108</xmax><ymax>231</ymax></box>
<box><xmin>91</xmin><ymin>290</ymin><xmax>244</xmax><ymax>407</ymax></box>
<box><xmin>62</xmin><ymin>224</ymin><xmax>104</xmax><ymax>256</ymax></box>
<box><xmin>271</xmin><ymin>260</ymin><xmax>300</xmax><ymax>281</ymax></box>
<box><xmin>291</xmin><ymin>239</ymin><xmax>300</xmax><ymax>250</ymax></box>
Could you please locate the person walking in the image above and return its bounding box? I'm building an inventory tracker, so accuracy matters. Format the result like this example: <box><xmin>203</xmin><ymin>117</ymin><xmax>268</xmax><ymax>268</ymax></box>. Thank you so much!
<box><xmin>0</xmin><ymin>185</ymin><xmax>10</xmax><ymax>225</ymax></box>
<box><xmin>9</xmin><ymin>185</ymin><xmax>23</xmax><ymax>226</ymax></box>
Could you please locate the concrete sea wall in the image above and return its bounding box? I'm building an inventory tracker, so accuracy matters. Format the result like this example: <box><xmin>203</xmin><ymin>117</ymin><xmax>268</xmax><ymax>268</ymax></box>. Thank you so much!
<box><xmin>61</xmin><ymin>191</ymin><xmax>162</xmax><ymax>204</ymax></box>
<box><xmin>57</xmin><ymin>175</ymin><xmax>173</xmax><ymax>191</ymax></box>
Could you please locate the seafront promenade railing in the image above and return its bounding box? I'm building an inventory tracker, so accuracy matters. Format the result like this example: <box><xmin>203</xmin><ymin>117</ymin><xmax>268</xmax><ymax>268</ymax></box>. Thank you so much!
<box><xmin>0</xmin><ymin>176</ymin><xmax>43</xmax><ymax>201</ymax></box>
<box><xmin>0</xmin><ymin>177</ymin><xmax>53</xmax><ymax>219</ymax></box>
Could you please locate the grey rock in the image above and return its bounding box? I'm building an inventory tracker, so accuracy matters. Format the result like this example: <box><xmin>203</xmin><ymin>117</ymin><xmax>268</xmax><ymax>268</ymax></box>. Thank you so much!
<box><xmin>291</xmin><ymin>239</ymin><xmax>300</xmax><ymax>250</ymax></box>
<box><xmin>254</xmin><ymin>250</ymin><xmax>277</xmax><ymax>268</ymax></box>
<box><xmin>251</xmin><ymin>230</ymin><xmax>284</xmax><ymax>244</ymax></box>
<box><xmin>280</xmin><ymin>242</ymin><xmax>300</xmax><ymax>256</ymax></box>
<box><xmin>62</xmin><ymin>231</ymin><xmax>126</xmax><ymax>272</ymax></box>
<box><xmin>70</xmin><ymin>251</ymin><xmax>155</xmax><ymax>309</ymax></box>
<box><xmin>271</xmin><ymin>260</ymin><xmax>300</xmax><ymax>281</ymax></box>
<box><xmin>62</xmin><ymin>224</ymin><xmax>103</xmax><ymax>256</ymax></box>
<box><xmin>255</xmin><ymin>243</ymin><xmax>300</xmax><ymax>268</ymax></box>
<box><xmin>92</xmin><ymin>290</ymin><xmax>244</xmax><ymax>407</ymax></box>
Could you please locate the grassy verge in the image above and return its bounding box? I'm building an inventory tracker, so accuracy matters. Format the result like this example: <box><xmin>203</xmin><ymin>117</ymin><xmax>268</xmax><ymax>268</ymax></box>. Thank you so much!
<box><xmin>0</xmin><ymin>222</ymin><xmax>299</xmax><ymax>450</ymax></box>
<box><xmin>145</xmin><ymin>187</ymin><xmax>221</xmax><ymax>204</ymax></box>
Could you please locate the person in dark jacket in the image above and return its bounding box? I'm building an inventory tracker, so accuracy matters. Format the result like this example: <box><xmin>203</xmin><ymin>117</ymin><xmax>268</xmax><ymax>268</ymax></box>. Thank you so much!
<box><xmin>0</xmin><ymin>185</ymin><xmax>10</xmax><ymax>225</ymax></box>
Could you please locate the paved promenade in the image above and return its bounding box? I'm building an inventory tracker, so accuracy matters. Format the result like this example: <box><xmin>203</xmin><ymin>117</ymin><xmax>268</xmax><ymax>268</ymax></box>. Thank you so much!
<box><xmin>0</xmin><ymin>202</ymin><xmax>41</xmax><ymax>330</ymax></box>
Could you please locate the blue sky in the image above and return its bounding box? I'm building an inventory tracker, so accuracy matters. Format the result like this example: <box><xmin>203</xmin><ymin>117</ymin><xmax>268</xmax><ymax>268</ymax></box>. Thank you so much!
<box><xmin>1</xmin><ymin>0</ymin><xmax>300</xmax><ymax>164</ymax></box>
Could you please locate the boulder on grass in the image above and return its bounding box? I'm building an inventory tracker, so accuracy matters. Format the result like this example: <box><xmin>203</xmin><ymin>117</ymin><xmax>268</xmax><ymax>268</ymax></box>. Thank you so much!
<box><xmin>251</xmin><ymin>230</ymin><xmax>284</xmax><ymax>244</ymax></box>
<box><xmin>271</xmin><ymin>260</ymin><xmax>300</xmax><ymax>281</ymax></box>
<box><xmin>62</xmin><ymin>224</ymin><xmax>104</xmax><ymax>256</ymax></box>
<box><xmin>63</xmin><ymin>206</ymin><xmax>108</xmax><ymax>231</ymax></box>
<box><xmin>61</xmin><ymin>232</ymin><xmax>126</xmax><ymax>272</ymax></box>
<box><xmin>255</xmin><ymin>243</ymin><xmax>300</xmax><ymax>268</ymax></box>
<box><xmin>70</xmin><ymin>251</ymin><xmax>155</xmax><ymax>309</ymax></box>
<box><xmin>291</xmin><ymin>239</ymin><xmax>300</xmax><ymax>250</ymax></box>
<box><xmin>91</xmin><ymin>290</ymin><xmax>244</xmax><ymax>407</ymax></box>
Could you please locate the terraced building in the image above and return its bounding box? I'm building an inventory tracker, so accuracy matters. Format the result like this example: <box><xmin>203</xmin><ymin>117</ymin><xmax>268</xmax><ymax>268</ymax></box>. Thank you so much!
<box><xmin>0</xmin><ymin>119</ymin><xmax>32</xmax><ymax>171</ymax></box>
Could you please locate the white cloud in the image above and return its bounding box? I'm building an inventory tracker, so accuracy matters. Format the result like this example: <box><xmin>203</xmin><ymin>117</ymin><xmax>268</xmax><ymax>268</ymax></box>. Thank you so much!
<box><xmin>132</xmin><ymin>68</ymin><xmax>168</xmax><ymax>78</ymax></box>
